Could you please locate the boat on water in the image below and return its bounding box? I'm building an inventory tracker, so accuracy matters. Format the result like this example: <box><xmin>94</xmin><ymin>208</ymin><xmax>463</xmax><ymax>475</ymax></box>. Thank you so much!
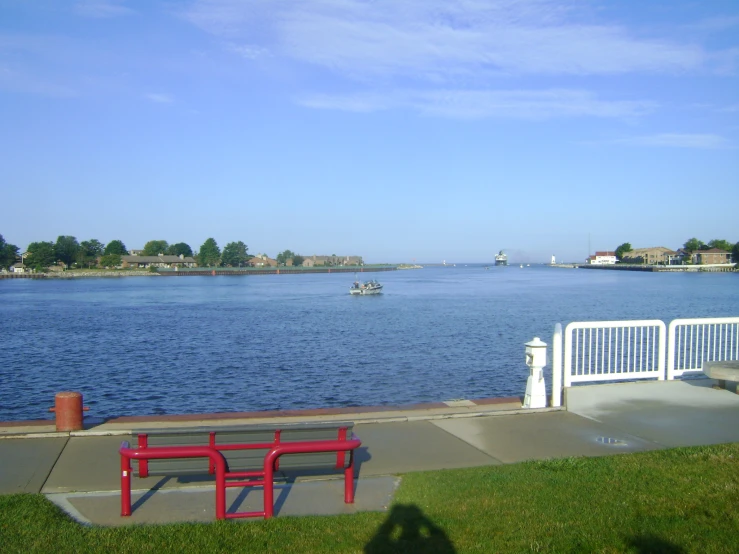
<box><xmin>350</xmin><ymin>280</ymin><xmax>383</xmax><ymax>295</ymax></box>
<box><xmin>494</xmin><ymin>251</ymin><xmax>508</xmax><ymax>266</ymax></box>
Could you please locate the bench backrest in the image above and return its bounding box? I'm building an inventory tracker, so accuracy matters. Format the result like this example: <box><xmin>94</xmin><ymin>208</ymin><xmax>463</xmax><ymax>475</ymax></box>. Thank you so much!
<box><xmin>134</xmin><ymin>422</ymin><xmax>355</xmax><ymax>476</ymax></box>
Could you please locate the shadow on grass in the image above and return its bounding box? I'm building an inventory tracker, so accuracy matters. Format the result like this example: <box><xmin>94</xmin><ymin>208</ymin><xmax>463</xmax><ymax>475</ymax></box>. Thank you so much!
<box><xmin>626</xmin><ymin>534</ymin><xmax>686</xmax><ymax>554</ymax></box>
<box><xmin>364</xmin><ymin>504</ymin><xmax>455</xmax><ymax>554</ymax></box>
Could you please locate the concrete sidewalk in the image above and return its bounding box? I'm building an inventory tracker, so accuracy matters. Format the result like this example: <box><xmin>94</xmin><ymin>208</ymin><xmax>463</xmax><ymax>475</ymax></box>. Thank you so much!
<box><xmin>1</xmin><ymin>378</ymin><xmax>738</xmax><ymax>526</ymax></box>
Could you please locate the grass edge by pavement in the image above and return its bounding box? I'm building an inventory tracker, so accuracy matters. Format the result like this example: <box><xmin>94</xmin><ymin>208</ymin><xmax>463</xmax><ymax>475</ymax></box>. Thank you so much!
<box><xmin>1</xmin><ymin>443</ymin><xmax>737</xmax><ymax>553</ymax></box>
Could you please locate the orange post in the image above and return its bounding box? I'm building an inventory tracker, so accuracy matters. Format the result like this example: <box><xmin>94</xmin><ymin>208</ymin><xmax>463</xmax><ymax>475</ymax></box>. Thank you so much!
<box><xmin>49</xmin><ymin>391</ymin><xmax>88</xmax><ymax>432</ymax></box>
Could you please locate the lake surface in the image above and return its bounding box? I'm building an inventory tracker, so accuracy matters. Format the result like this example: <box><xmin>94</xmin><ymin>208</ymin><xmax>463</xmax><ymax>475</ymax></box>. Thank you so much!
<box><xmin>1</xmin><ymin>266</ymin><xmax>738</xmax><ymax>421</ymax></box>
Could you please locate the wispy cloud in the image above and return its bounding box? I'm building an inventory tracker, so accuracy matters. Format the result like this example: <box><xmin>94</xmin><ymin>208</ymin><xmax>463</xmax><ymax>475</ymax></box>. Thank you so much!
<box><xmin>74</xmin><ymin>0</ymin><xmax>135</xmax><ymax>19</ymax></box>
<box><xmin>299</xmin><ymin>89</ymin><xmax>656</xmax><ymax>120</ymax></box>
<box><xmin>0</xmin><ymin>63</ymin><xmax>77</xmax><ymax>97</ymax></box>
<box><xmin>684</xmin><ymin>15</ymin><xmax>739</xmax><ymax>32</ymax></box>
<box><xmin>182</xmin><ymin>0</ymin><xmax>709</xmax><ymax>79</ymax></box>
<box><xmin>145</xmin><ymin>92</ymin><xmax>174</xmax><ymax>103</ymax></box>
<box><xmin>615</xmin><ymin>133</ymin><xmax>732</xmax><ymax>149</ymax></box>
<box><xmin>226</xmin><ymin>43</ymin><xmax>270</xmax><ymax>60</ymax></box>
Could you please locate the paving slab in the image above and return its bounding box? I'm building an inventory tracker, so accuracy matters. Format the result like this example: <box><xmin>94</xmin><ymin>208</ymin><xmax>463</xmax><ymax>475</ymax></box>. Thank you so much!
<box><xmin>42</xmin><ymin>435</ymin><xmax>133</xmax><ymax>493</ymax></box>
<box><xmin>47</xmin><ymin>476</ymin><xmax>400</xmax><ymax>526</ymax></box>
<box><xmin>353</xmin><ymin>420</ymin><xmax>501</xmax><ymax>475</ymax></box>
<box><xmin>430</xmin><ymin>411</ymin><xmax>662</xmax><ymax>463</ymax></box>
<box><xmin>0</xmin><ymin>437</ymin><xmax>68</xmax><ymax>493</ymax></box>
<box><xmin>566</xmin><ymin>380</ymin><xmax>739</xmax><ymax>448</ymax></box>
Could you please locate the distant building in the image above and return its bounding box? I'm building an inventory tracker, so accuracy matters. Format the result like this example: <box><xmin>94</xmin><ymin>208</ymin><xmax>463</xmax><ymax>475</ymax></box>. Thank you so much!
<box><xmin>121</xmin><ymin>254</ymin><xmax>196</xmax><ymax>269</ymax></box>
<box><xmin>694</xmin><ymin>248</ymin><xmax>731</xmax><ymax>265</ymax></box>
<box><xmin>247</xmin><ymin>254</ymin><xmax>278</xmax><ymax>267</ymax></box>
<box><xmin>587</xmin><ymin>251</ymin><xmax>617</xmax><ymax>265</ymax></box>
<box><xmin>129</xmin><ymin>250</ymin><xmax>144</xmax><ymax>256</ymax></box>
<box><xmin>622</xmin><ymin>246</ymin><xmax>678</xmax><ymax>265</ymax></box>
<box><xmin>303</xmin><ymin>255</ymin><xmax>363</xmax><ymax>267</ymax></box>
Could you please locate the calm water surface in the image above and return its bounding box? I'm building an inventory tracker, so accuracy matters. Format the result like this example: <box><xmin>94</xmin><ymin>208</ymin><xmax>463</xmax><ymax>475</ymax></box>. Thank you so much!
<box><xmin>1</xmin><ymin>266</ymin><xmax>738</xmax><ymax>421</ymax></box>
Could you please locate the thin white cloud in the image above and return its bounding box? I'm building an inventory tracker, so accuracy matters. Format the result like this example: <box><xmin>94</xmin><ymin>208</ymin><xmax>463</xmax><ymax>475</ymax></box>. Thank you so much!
<box><xmin>616</xmin><ymin>133</ymin><xmax>731</xmax><ymax>149</ymax></box>
<box><xmin>182</xmin><ymin>0</ymin><xmax>709</xmax><ymax>79</ymax></box>
<box><xmin>227</xmin><ymin>43</ymin><xmax>270</xmax><ymax>60</ymax></box>
<box><xmin>685</xmin><ymin>15</ymin><xmax>739</xmax><ymax>32</ymax></box>
<box><xmin>0</xmin><ymin>63</ymin><xmax>77</xmax><ymax>97</ymax></box>
<box><xmin>145</xmin><ymin>92</ymin><xmax>174</xmax><ymax>103</ymax></box>
<box><xmin>74</xmin><ymin>0</ymin><xmax>135</xmax><ymax>19</ymax></box>
<box><xmin>298</xmin><ymin>89</ymin><xmax>655</xmax><ymax>120</ymax></box>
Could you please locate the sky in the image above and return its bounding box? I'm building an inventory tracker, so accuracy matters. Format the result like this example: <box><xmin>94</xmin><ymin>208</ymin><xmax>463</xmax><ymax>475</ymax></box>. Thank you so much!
<box><xmin>1</xmin><ymin>0</ymin><xmax>738</xmax><ymax>264</ymax></box>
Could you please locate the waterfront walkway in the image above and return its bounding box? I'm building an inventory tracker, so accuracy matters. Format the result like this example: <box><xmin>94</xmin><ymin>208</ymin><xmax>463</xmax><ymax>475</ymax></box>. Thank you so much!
<box><xmin>1</xmin><ymin>379</ymin><xmax>738</xmax><ymax>526</ymax></box>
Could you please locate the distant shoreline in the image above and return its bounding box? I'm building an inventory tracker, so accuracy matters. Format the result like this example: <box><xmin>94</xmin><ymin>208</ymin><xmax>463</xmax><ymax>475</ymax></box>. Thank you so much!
<box><xmin>550</xmin><ymin>263</ymin><xmax>736</xmax><ymax>273</ymax></box>
<box><xmin>0</xmin><ymin>266</ymin><xmax>398</xmax><ymax>279</ymax></box>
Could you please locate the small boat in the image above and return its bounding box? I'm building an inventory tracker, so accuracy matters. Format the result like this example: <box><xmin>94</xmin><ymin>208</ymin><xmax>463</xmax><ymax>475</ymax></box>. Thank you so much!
<box><xmin>350</xmin><ymin>280</ymin><xmax>383</xmax><ymax>295</ymax></box>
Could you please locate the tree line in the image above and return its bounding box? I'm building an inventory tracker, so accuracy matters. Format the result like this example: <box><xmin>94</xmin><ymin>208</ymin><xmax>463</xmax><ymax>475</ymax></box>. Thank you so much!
<box><xmin>614</xmin><ymin>238</ymin><xmax>739</xmax><ymax>263</ymax></box>
<box><xmin>0</xmin><ymin>234</ymin><xmax>259</xmax><ymax>271</ymax></box>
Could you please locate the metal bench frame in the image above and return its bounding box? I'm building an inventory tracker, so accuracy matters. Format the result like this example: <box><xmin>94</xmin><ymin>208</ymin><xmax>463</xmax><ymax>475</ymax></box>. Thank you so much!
<box><xmin>119</xmin><ymin>423</ymin><xmax>361</xmax><ymax>520</ymax></box>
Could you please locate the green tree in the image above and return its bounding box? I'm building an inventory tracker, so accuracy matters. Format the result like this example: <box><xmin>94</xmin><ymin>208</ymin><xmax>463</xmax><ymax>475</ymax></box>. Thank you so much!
<box><xmin>198</xmin><ymin>238</ymin><xmax>221</xmax><ymax>267</ymax></box>
<box><xmin>99</xmin><ymin>254</ymin><xmax>122</xmax><ymax>268</ymax></box>
<box><xmin>221</xmin><ymin>241</ymin><xmax>249</xmax><ymax>267</ymax></box>
<box><xmin>26</xmin><ymin>241</ymin><xmax>56</xmax><ymax>270</ymax></box>
<box><xmin>78</xmin><ymin>239</ymin><xmax>105</xmax><ymax>268</ymax></box>
<box><xmin>54</xmin><ymin>236</ymin><xmax>80</xmax><ymax>267</ymax></box>
<box><xmin>707</xmin><ymin>239</ymin><xmax>733</xmax><ymax>252</ymax></box>
<box><xmin>80</xmin><ymin>239</ymin><xmax>104</xmax><ymax>257</ymax></box>
<box><xmin>0</xmin><ymin>234</ymin><xmax>20</xmax><ymax>270</ymax></box>
<box><xmin>143</xmin><ymin>240</ymin><xmax>169</xmax><ymax>256</ymax></box>
<box><xmin>615</xmin><ymin>243</ymin><xmax>632</xmax><ymax>261</ymax></box>
<box><xmin>732</xmin><ymin>242</ymin><xmax>739</xmax><ymax>265</ymax></box>
<box><xmin>276</xmin><ymin>250</ymin><xmax>295</xmax><ymax>265</ymax></box>
<box><xmin>167</xmin><ymin>242</ymin><xmax>193</xmax><ymax>257</ymax></box>
<box><xmin>683</xmin><ymin>238</ymin><xmax>704</xmax><ymax>252</ymax></box>
<box><xmin>293</xmin><ymin>254</ymin><xmax>305</xmax><ymax>266</ymax></box>
<box><xmin>104</xmin><ymin>240</ymin><xmax>128</xmax><ymax>255</ymax></box>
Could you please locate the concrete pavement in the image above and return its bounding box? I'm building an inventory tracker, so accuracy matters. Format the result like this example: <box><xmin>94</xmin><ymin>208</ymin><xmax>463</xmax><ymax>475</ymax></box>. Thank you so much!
<box><xmin>1</xmin><ymin>378</ymin><xmax>738</xmax><ymax>525</ymax></box>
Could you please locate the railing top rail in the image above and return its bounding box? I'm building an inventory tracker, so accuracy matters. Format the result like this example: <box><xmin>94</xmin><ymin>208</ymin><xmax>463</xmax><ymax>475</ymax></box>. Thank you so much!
<box><xmin>668</xmin><ymin>317</ymin><xmax>739</xmax><ymax>328</ymax></box>
<box><xmin>565</xmin><ymin>320</ymin><xmax>666</xmax><ymax>332</ymax></box>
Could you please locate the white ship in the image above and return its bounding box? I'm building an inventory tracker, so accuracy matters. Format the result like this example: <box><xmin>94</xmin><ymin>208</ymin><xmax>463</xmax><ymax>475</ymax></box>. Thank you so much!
<box><xmin>494</xmin><ymin>251</ymin><xmax>508</xmax><ymax>266</ymax></box>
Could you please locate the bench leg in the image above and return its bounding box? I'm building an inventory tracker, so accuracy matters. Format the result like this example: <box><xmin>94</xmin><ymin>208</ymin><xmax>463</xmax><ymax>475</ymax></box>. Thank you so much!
<box><xmin>121</xmin><ymin>455</ymin><xmax>132</xmax><ymax>516</ymax></box>
<box><xmin>263</xmin><ymin>462</ymin><xmax>275</xmax><ymax>519</ymax></box>
<box><xmin>344</xmin><ymin>465</ymin><xmax>355</xmax><ymax>504</ymax></box>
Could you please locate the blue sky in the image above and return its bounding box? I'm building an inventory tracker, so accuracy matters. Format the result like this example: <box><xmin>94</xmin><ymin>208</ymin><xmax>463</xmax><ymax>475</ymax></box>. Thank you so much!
<box><xmin>1</xmin><ymin>0</ymin><xmax>737</xmax><ymax>263</ymax></box>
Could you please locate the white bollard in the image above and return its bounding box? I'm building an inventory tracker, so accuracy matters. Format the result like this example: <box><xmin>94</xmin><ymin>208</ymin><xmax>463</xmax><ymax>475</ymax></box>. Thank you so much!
<box><xmin>523</xmin><ymin>337</ymin><xmax>548</xmax><ymax>409</ymax></box>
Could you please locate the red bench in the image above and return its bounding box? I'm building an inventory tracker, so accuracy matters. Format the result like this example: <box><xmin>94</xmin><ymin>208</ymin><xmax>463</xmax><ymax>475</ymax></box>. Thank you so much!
<box><xmin>119</xmin><ymin>422</ymin><xmax>361</xmax><ymax>520</ymax></box>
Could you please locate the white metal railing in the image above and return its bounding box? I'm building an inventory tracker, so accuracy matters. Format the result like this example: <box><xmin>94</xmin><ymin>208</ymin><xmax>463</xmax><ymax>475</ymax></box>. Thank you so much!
<box><xmin>550</xmin><ymin>316</ymin><xmax>739</xmax><ymax>404</ymax></box>
<box><xmin>667</xmin><ymin>317</ymin><xmax>739</xmax><ymax>379</ymax></box>
<box><xmin>551</xmin><ymin>323</ymin><xmax>563</xmax><ymax>407</ymax></box>
<box><xmin>563</xmin><ymin>320</ymin><xmax>666</xmax><ymax>387</ymax></box>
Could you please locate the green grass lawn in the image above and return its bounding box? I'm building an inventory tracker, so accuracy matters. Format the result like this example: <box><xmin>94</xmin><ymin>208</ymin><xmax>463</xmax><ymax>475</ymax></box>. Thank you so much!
<box><xmin>2</xmin><ymin>444</ymin><xmax>737</xmax><ymax>553</ymax></box>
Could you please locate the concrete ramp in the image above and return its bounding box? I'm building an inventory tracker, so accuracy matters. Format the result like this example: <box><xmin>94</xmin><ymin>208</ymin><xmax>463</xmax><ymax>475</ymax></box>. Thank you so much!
<box><xmin>565</xmin><ymin>379</ymin><xmax>739</xmax><ymax>448</ymax></box>
<box><xmin>47</xmin><ymin>476</ymin><xmax>399</xmax><ymax>526</ymax></box>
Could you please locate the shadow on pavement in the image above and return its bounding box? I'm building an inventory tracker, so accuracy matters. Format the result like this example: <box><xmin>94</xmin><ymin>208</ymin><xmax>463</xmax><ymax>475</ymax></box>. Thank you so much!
<box><xmin>364</xmin><ymin>503</ymin><xmax>455</xmax><ymax>554</ymax></box>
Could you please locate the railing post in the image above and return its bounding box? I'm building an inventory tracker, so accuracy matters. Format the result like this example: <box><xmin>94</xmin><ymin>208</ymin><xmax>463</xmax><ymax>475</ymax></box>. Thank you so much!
<box><xmin>563</xmin><ymin>322</ymin><xmax>574</xmax><ymax>388</ymax></box>
<box><xmin>667</xmin><ymin>319</ymin><xmax>677</xmax><ymax>380</ymax></box>
<box><xmin>657</xmin><ymin>320</ymin><xmax>667</xmax><ymax>380</ymax></box>
<box><xmin>552</xmin><ymin>323</ymin><xmax>563</xmax><ymax>407</ymax></box>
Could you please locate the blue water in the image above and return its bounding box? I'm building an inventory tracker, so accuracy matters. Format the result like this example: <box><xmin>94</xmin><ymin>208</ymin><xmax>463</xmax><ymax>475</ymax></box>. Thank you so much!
<box><xmin>1</xmin><ymin>266</ymin><xmax>738</xmax><ymax>421</ymax></box>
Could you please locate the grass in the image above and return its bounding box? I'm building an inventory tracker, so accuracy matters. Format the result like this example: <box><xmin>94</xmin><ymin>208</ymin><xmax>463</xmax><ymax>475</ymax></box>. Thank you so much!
<box><xmin>1</xmin><ymin>444</ymin><xmax>738</xmax><ymax>553</ymax></box>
